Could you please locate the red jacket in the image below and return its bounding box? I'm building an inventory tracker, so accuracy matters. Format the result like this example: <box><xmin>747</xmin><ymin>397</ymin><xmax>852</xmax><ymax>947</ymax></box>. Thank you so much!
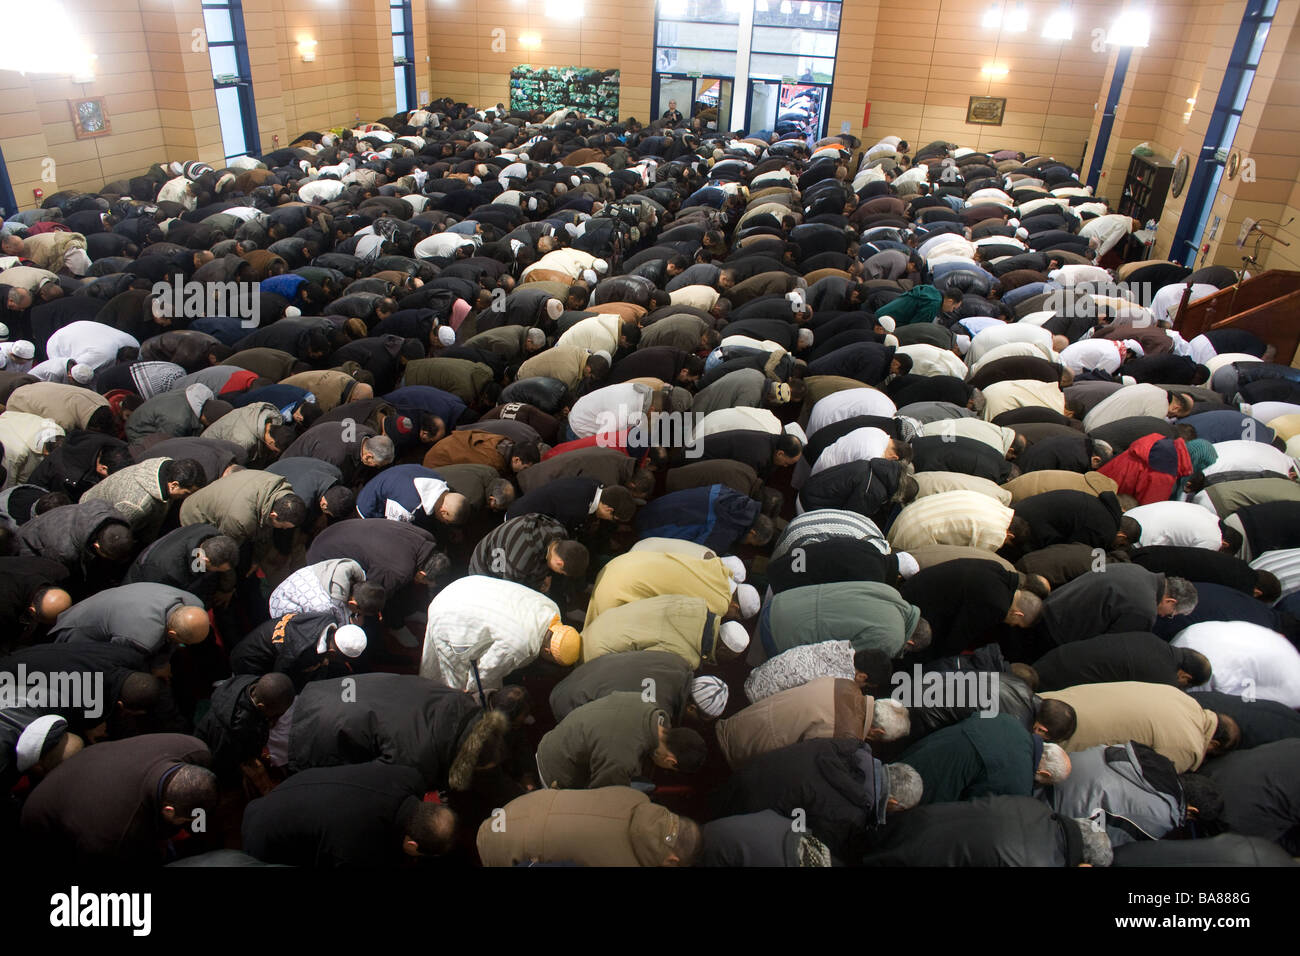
<box><xmin>1098</xmin><ymin>432</ymin><xmax>1191</xmax><ymax>504</ymax></box>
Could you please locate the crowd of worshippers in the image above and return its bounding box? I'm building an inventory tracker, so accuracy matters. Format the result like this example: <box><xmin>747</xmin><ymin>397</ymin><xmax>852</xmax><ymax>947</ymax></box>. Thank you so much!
<box><xmin>1</xmin><ymin>98</ymin><xmax>1299</xmax><ymax>870</ymax></box>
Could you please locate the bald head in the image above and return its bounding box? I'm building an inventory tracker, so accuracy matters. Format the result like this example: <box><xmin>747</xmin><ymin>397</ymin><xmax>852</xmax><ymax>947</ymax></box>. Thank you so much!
<box><xmin>34</xmin><ymin>587</ymin><xmax>72</xmax><ymax>624</ymax></box>
<box><xmin>437</xmin><ymin>491</ymin><xmax>471</xmax><ymax>525</ymax></box>
<box><xmin>166</xmin><ymin>605</ymin><xmax>211</xmax><ymax>645</ymax></box>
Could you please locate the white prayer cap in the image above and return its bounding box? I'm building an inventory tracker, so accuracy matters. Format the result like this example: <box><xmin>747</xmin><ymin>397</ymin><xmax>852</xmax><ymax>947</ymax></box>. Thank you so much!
<box><xmin>690</xmin><ymin>675</ymin><xmax>730</xmax><ymax>716</ymax></box>
<box><xmin>1007</xmin><ymin>218</ymin><xmax>1020</xmax><ymax>227</ymax></box>
<box><xmin>877</xmin><ymin>315</ymin><xmax>896</xmax><ymax>333</ymax></box>
<box><xmin>16</xmin><ymin>715</ymin><xmax>67</xmax><ymax>772</ymax></box>
<box><xmin>735</xmin><ymin>583</ymin><xmax>760</xmax><ymax>619</ymax></box>
<box><xmin>70</xmin><ymin>364</ymin><xmax>94</xmax><ymax>384</ymax></box>
<box><xmin>592</xmin><ymin>349</ymin><xmax>612</xmax><ymax>365</ymax></box>
<box><xmin>593</xmin><ymin>258</ymin><xmax>609</xmax><ymax>274</ymax></box>
<box><xmin>783</xmin><ymin>421</ymin><xmax>807</xmax><ymax>444</ymax></box>
<box><xmin>469</xmin><ymin>176</ymin><xmax>482</xmax><ymax>185</ymax></box>
<box><xmin>284</xmin><ymin>305</ymin><xmax>302</xmax><ymax>318</ymax></box>
<box><xmin>437</xmin><ymin>326</ymin><xmax>457</xmax><ymax>346</ymax></box>
<box><xmin>720</xmin><ymin>555</ymin><xmax>747</xmax><ymax>583</ymax></box>
<box><xmin>1016</xmin><ymin>228</ymin><xmax>1029</xmax><ymax>241</ymax></box>
<box><xmin>11</xmin><ymin>340</ymin><xmax>34</xmax><ymax>360</ymax></box>
<box><xmin>0</xmin><ymin>324</ymin><xmax>8</xmax><ymax>340</ymax></box>
<box><xmin>720</xmin><ymin>621</ymin><xmax>751</xmax><ymax>654</ymax></box>
<box><xmin>329</xmin><ymin>624</ymin><xmax>368</xmax><ymax>658</ymax></box>
<box><xmin>884</xmin><ymin>333</ymin><xmax>899</xmax><ymax>348</ymax></box>
<box><xmin>895</xmin><ymin>551</ymin><xmax>920</xmax><ymax>579</ymax></box>
<box><xmin>581</xmin><ymin>269</ymin><xmax>598</xmax><ymax>284</ymax></box>
<box><xmin>546</xmin><ymin>298</ymin><xmax>564</xmax><ymax>320</ymax></box>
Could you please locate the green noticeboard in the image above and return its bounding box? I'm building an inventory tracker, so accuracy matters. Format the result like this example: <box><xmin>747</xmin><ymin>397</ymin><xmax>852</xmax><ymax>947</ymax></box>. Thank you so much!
<box><xmin>509</xmin><ymin>66</ymin><xmax>620</xmax><ymax>121</ymax></box>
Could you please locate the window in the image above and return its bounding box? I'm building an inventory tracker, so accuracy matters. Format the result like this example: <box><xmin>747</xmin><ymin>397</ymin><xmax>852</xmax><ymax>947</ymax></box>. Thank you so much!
<box><xmin>392</xmin><ymin>0</ymin><xmax>416</xmax><ymax>113</ymax></box>
<box><xmin>201</xmin><ymin>0</ymin><xmax>260</xmax><ymax>159</ymax></box>
<box><xmin>653</xmin><ymin>0</ymin><xmax>842</xmax><ymax>138</ymax></box>
<box><xmin>1171</xmin><ymin>0</ymin><xmax>1277</xmax><ymax>266</ymax></box>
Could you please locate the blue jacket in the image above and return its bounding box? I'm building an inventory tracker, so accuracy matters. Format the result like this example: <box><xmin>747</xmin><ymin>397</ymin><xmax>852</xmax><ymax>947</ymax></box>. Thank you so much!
<box><xmin>355</xmin><ymin>464</ymin><xmax>445</xmax><ymax>519</ymax></box>
<box><xmin>635</xmin><ymin>483</ymin><xmax>758</xmax><ymax>553</ymax></box>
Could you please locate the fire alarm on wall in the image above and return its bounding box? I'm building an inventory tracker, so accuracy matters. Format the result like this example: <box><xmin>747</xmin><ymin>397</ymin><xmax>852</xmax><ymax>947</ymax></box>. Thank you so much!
<box><xmin>33</xmin><ymin>187</ymin><xmax>43</xmax><ymax>200</ymax></box>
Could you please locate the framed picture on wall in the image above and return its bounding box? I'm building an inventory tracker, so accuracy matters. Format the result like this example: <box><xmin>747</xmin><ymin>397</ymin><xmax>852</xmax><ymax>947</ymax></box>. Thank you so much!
<box><xmin>69</xmin><ymin>97</ymin><xmax>111</xmax><ymax>139</ymax></box>
<box><xmin>966</xmin><ymin>95</ymin><xmax>1006</xmax><ymax>126</ymax></box>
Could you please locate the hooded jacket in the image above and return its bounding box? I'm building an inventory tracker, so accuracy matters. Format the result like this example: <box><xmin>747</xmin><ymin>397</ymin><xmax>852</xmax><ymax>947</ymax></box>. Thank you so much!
<box><xmin>201</xmin><ymin>401</ymin><xmax>282</xmax><ymax>465</ymax></box>
<box><xmin>194</xmin><ymin>674</ymin><xmax>271</xmax><ymax>779</ymax></box>
<box><xmin>123</xmin><ymin>384</ymin><xmax>212</xmax><ymax>443</ymax></box>
<box><xmin>1098</xmin><ymin>433</ymin><xmax>1192</xmax><ymax>504</ymax></box>
<box><xmin>477</xmin><ymin>786</ymin><xmax>687</xmax><ymax>867</ymax></box>
<box><xmin>1046</xmin><ymin>741</ymin><xmax>1183</xmax><ymax>845</ymax></box>
<box><xmin>0</xmin><ymin>411</ymin><xmax>65</xmax><ymax>486</ymax></box>
<box><xmin>268</xmin><ymin>558</ymin><xmax>365</xmax><ymax>626</ymax></box>
<box><xmin>18</xmin><ymin>499</ymin><xmax>131</xmax><ymax>579</ymax></box>
<box><xmin>79</xmin><ymin>457</ymin><xmax>172</xmax><ymax>537</ymax></box>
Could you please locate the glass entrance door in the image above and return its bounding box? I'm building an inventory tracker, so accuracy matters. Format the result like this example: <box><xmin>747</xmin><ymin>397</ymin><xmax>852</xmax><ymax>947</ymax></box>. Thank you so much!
<box><xmin>655</xmin><ymin>74</ymin><xmax>733</xmax><ymax>131</ymax></box>
<box><xmin>748</xmin><ymin>79</ymin><xmax>830</xmax><ymax>140</ymax></box>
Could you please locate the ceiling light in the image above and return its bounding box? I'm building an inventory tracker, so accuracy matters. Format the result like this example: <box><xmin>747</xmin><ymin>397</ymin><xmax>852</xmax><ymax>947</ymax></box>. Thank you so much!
<box><xmin>1106</xmin><ymin>9</ymin><xmax>1151</xmax><ymax>47</ymax></box>
<box><xmin>1042</xmin><ymin>7</ymin><xmax>1074</xmax><ymax>40</ymax></box>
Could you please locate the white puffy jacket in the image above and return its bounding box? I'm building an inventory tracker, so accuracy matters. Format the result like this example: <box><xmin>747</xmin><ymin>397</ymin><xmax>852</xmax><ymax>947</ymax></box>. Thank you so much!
<box><xmin>420</xmin><ymin>576</ymin><xmax>559</xmax><ymax>695</ymax></box>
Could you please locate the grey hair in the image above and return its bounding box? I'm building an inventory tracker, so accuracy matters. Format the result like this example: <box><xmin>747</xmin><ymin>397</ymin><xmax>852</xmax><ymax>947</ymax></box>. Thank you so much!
<box><xmin>1075</xmin><ymin>819</ymin><xmax>1115</xmax><ymax>867</ymax></box>
<box><xmin>525</xmin><ymin>327</ymin><xmax>546</xmax><ymax>348</ymax></box>
<box><xmin>885</xmin><ymin>762</ymin><xmax>923</xmax><ymax>810</ymax></box>
<box><xmin>796</xmin><ymin>328</ymin><xmax>814</xmax><ymax>349</ymax></box>
<box><xmin>1037</xmin><ymin>742</ymin><xmax>1071</xmax><ymax>784</ymax></box>
<box><xmin>870</xmin><ymin>698</ymin><xmax>911</xmax><ymax>742</ymax></box>
<box><xmin>1164</xmin><ymin>576</ymin><xmax>1198</xmax><ymax>615</ymax></box>
<box><xmin>362</xmin><ymin>434</ymin><xmax>396</xmax><ymax>466</ymax></box>
<box><xmin>967</xmin><ymin>387</ymin><xmax>987</xmax><ymax>416</ymax></box>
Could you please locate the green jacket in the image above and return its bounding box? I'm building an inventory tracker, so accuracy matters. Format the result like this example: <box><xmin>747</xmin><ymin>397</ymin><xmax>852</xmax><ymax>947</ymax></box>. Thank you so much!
<box><xmin>403</xmin><ymin>358</ymin><xmax>493</xmax><ymax>403</ymax></box>
<box><xmin>899</xmin><ymin>714</ymin><xmax>1036</xmax><ymax>804</ymax></box>
<box><xmin>180</xmin><ymin>469</ymin><xmax>293</xmax><ymax>542</ymax></box>
<box><xmin>766</xmin><ymin>581</ymin><xmax>920</xmax><ymax>658</ymax></box>
<box><xmin>877</xmin><ymin>285</ymin><xmax>943</xmax><ymax>326</ymax></box>
<box><xmin>535</xmin><ymin>692</ymin><xmax>666</xmax><ymax>790</ymax></box>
